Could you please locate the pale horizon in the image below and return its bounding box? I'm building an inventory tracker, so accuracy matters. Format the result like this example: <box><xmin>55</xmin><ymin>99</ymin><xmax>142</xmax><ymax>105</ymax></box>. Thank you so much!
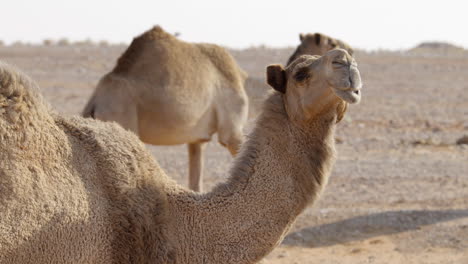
<box><xmin>2</xmin><ymin>0</ymin><xmax>467</xmax><ymax>51</ymax></box>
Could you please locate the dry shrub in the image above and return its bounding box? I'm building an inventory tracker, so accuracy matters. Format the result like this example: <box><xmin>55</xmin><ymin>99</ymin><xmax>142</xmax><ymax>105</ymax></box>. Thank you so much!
<box><xmin>12</xmin><ymin>41</ymin><xmax>25</xmax><ymax>47</ymax></box>
<box><xmin>98</xmin><ymin>40</ymin><xmax>109</xmax><ymax>47</ymax></box>
<box><xmin>43</xmin><ymin>39</ymin><xmax>54</xmax><ymax>46</ymax></box>
<box><xmin>75</xmin><ymin>38</ymin><xmax>94</xmax><ymax>46</ymax></box>
<box><xmin>57</xmin><ymin>38</ymin><xmax>70</xmax><ymax>46</ymax></box>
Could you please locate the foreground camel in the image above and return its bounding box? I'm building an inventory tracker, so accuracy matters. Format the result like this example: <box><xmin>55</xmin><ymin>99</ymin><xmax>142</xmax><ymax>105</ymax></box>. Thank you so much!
<box><xmin>287</xmin><ymin>32</ymin><xmax>354</xmax><ymax>65</ymax></box>
<box><xmin>82</xmin><ymin>26</ymin><xmax>248</xmax><ymax>192</ymax></box>
<box><xmin>0</xmin><ymin>49</ymin><xmax>361</xmax><ymax>263</ymax></box>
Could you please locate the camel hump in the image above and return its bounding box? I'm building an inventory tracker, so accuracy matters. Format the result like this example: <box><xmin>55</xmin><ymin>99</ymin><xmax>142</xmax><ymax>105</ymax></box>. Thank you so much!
<box><xmin>196</xmin><ymin>43</ymin><xmax>247</xmax><ymax>87</ymax></box>
<box><xmin>113</xmin><ymin>25</ymin><xmax>174</xmax><ymax>74</ymax></box>
<box><xmin>0</xmin><ymin>61</ymin><xmax>53</xmax><ymax>138</ymax></box>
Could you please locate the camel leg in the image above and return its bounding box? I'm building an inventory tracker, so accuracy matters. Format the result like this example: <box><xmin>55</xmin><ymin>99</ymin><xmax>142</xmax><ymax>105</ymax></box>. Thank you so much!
<box><xmin>188</xmin><ymin>142</ymin><xmax>206</xmax><ymax>192</ymax></box>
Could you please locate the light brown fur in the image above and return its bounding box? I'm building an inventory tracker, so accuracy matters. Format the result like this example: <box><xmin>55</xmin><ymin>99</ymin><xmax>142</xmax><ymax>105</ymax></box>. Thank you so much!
<box><xmin>0</xmin><ymin>62</ymin><xmax>176</xmax><ymax>263</ymax></box>
<box><xmin>0</xmin><ymin>49</ymin><xmax>361</xmax><ymax>263</ymax></box>
<box><xmin>82</xmin><ymin>26</ymin><xmax>249</xmax><ymax>192</ymax></box>
<box><xmin>287</xmin><ymin>33</ymin><xmax>354</xmax><ymax>65</ymax></box>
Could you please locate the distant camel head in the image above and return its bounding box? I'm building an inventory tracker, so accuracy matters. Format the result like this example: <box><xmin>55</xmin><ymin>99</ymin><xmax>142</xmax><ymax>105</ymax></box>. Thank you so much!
<box><xmin>267</xmin><ymin>49</ymin><xmax>361</xmax><ymax>124</ymax></box>
<box><xmin>287</xmin><ymin>33</ymin><xmax>354</xmax><ymax>66</ymax></box>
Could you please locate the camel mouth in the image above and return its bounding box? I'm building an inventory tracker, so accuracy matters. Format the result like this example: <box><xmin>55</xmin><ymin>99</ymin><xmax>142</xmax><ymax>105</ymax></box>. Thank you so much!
<box><xmin>333</xmin><ymin>88</ymin><xmax>361</xmax><ymax>104</ymax></box>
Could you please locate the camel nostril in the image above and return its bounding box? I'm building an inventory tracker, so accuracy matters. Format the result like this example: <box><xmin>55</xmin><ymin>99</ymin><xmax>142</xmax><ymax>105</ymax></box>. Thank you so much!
<box><xmin>353</xmin><ymin>90</ymin><xmax>360</xmax><ymax>95</ymax></box>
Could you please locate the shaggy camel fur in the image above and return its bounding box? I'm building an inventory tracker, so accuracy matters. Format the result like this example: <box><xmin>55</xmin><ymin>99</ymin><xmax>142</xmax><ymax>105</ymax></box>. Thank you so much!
<box><xmin>287</xmin><ymin>32</ymin><xmax>354</xmax><ymax>66</ymax></box>
<box><xmin>0</xmin><ymin>49</ymin><xmax>361</xmax><ymax>263</ymax></box>
<box><xmin>0</xmin><ymin>62</ymin><xmax>175</xmax><ymax>263</ymax></box>
<box><xmin>82</xmin><ymin>26</ymin><xmax>248</xmax><ymax>192</ymax></box>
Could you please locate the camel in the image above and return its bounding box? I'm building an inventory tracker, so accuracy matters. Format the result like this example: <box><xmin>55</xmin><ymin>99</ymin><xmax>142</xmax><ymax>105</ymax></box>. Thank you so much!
<box><xmin>287</xmin><ymin>32</ymin><xmax>354</xmax><ymax>66</ymax></box>
<box><xmin>82</xmin><ymin>26</ymin><xmax>249</xmax><ymax>192</ymax></box>
<box><xmin>0</xmin><ymin>48</ymin><xmax>361</xmax><ymax>263</ymax></box>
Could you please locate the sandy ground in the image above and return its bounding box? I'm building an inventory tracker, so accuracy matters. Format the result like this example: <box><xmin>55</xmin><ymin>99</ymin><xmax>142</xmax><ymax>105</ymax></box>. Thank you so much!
<box><xmin>0</xmin><ymin>43</ymin><xmax>467</xmax><ymax>264</ymax></box>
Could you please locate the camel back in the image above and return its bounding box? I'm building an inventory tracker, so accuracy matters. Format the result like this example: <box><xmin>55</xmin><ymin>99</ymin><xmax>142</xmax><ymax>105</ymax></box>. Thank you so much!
<box><xmin>111</xmin><ymin>26</ymin><xmax>246</xmax><ymax>89</ymax></box>
<box><xmin>0</xmin><ymin>61</ymin><xmax>176</xmax><ymax>263</ymax></box>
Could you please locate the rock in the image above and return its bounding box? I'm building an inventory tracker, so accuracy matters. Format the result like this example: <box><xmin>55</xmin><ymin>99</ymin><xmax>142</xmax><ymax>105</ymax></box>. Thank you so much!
<box><xmin>456</xmin><ymin>135</ymin><xmax>468</xmax><ymax>145</ymax></box>
<box><xmin>335</xmin><ymin>137</ymin><xmax>344</xmax><ymax>144</ymax></box>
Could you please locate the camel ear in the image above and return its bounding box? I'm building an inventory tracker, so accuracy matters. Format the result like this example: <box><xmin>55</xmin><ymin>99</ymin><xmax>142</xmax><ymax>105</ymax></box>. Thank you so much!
<box><xmin>299</xmin><ymin>33</ymin><xmax>305</xmax><ymax>42</ymax></box>
<box><xmin>266</xmin><ymin>64</ymin><xmax>287</xmax><ymax>93</ymax></box>
<box><xmin>314</xmin><ymin>33</ymin><xmax>322</xmax><ymax>45</ymax></box>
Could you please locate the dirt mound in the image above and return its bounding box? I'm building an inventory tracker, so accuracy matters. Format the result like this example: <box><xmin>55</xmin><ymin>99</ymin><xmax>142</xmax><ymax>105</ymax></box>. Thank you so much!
<box><xmin>409</xmin><ymin>41</ymin><xmax>467</xmax><ymax>56</ymax></box>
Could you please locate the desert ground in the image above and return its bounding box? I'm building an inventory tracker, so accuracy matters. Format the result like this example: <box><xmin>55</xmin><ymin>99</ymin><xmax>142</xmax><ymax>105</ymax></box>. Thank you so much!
<box><xmin>0</xmin><ymin>42</ymin><xmax>467</xmax><ymax>263</ymax></box>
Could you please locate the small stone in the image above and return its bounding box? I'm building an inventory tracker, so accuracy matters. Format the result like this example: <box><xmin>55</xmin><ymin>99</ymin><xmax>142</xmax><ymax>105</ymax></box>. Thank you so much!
<box><xmin>456</xmin><ymin>135</ymin><xmax>468</xmax><ymax>145</ymax></box>
<box><xmin>277</xmin><ymin>251</ymin><xmax>288</xmax><ymax>258</ymax></box>
<box><xmin>350</xmin><ymin>248</ymin><xmax>363</xmax><ymax>254</ymax></box>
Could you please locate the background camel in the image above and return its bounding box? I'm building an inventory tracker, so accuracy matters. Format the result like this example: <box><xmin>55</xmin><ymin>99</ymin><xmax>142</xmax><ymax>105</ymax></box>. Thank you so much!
<box><xmin>82</xmin><ymin>26</ymin><xmax>249</xmax><ymax>192</ymax></box>
<box><xmin>0</xmin><ymin>49</ymin><xmax>361</xmax><ymax>263</ymax></box>
<box><xmin>287</xmin><ymin>33</ymin><xmax>354</xmax><ymax>65</ymax></box>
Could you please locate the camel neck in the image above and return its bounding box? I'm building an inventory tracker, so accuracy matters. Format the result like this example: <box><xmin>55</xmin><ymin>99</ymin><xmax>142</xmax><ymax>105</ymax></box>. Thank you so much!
<box><xmin>165</xmin><ymin>93</ymin><xmax>337</xmax><ymax>263</ymax></box>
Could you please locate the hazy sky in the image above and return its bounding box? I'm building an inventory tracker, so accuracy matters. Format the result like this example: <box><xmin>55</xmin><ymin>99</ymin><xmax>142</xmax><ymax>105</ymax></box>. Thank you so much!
<box><xmin>3</xmin><ymin>0</ymin><xmax>466</xmax><ymax>50</ymax></box>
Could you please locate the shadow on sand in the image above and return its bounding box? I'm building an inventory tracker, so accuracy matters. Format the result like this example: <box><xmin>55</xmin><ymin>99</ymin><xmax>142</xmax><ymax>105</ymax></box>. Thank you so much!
<box><xmin>283</xmin><ymin>209</ymin><xmax>468</xmax><ymax>247</ymax></box>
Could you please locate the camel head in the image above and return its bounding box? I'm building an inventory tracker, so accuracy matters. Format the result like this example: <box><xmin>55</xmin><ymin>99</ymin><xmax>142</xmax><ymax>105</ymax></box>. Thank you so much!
<box><xmin>287</xmin><ymin>33</ymin><xmax>354</xmax><ymax>66</ymax></box>
<box><xmin>298</xmin><ymin>33</ymin><xmax>339</xmax><ymax>56</ymax></box>
<box><xmin>267</xmin><ymin>49</ymin><xmax>361</xmax><ymax>123</ymax></box>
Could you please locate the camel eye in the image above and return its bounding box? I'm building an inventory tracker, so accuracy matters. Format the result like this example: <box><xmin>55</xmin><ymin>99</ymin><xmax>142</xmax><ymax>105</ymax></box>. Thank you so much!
<box><xmin>294</xmin><ymin>68</ymin><xmax>310</xmax><ymax>82</ymax></box>
<box><xmin>332</xmin><ymin>61</ymin><xmax>347</xmax><ymax>67</ymax></box>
